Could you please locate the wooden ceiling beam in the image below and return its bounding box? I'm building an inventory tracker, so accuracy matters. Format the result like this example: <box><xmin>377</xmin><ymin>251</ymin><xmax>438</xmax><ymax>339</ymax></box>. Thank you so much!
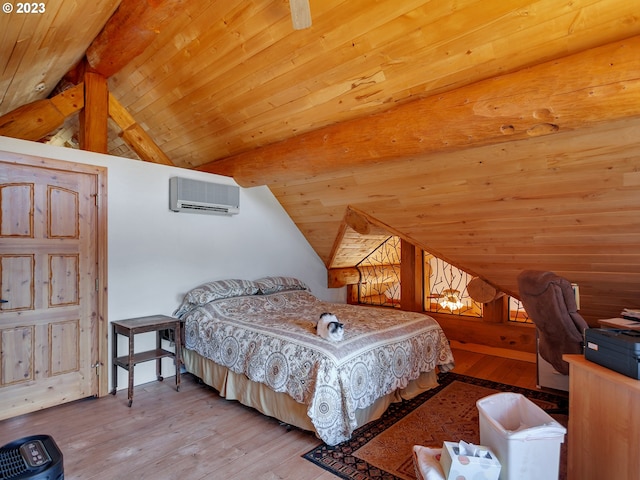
<box><xmin>344</xmin><ymin>207</ymin><xmax>389</xmax><ymax>236</ymax></box>
<box><xmin>198</xmin><ymin>36</ymin><xmax>640</xmax><ymax>187</ymax></box>
<box><xmin>86</xmin><ymin>0</ymin><xmax>188</xmax><ymax>78</ymax></box>
<box><xmin>0</xmin><ymin>83</ymin><xmax>84</xmax><ymax>140</ymax></box>
<box><xmin>328</xmin><ymin>268</ymin><xmax>360</xmax><ymax>288</ymax></box>
<box><xmin>109</xmin><ymin>93</ymin><xmax>175</xmax><ymax>165</ymax></box>
<box><xmin>0</xmin><ymin>76</ymin><xmax>174</xmax><ymax>165</ymax></box>
<box><xmin>0</xmin><ymin>0</ymin><xmax>184</xmax><ymax>159</ymax></box>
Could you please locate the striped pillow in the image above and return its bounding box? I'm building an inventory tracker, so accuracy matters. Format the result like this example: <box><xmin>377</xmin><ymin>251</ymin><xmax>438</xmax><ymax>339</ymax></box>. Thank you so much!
<box><xmin>254</xmin><ymin>276</ymin><xmax>309</xmax><ymax>295</ymax></box>
<box><xmin>174</xmin><ymin>279</ymin><xmax>259</xmax><ymax>317</ymax></box>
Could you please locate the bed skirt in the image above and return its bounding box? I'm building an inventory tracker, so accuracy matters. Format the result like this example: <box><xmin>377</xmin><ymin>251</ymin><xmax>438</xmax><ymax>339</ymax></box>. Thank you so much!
<box><xmin>183</xmin><ymin>348</ymin><xmax>440</xmax><ymax>440</ymax></box>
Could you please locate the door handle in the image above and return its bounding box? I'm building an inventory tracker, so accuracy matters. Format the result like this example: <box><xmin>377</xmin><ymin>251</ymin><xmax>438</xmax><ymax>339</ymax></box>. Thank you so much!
<box><xmin>0</xmin><ymin>299</ymin><xmax>7</xmax><ymax>303</ymax></box>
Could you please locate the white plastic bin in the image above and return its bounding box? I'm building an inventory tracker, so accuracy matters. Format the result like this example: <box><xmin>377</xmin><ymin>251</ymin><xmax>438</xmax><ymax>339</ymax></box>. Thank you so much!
<box><xmin>476</xmin><ymin>392</ymin><xmax>566</xmax><ymax>480</ymax></box>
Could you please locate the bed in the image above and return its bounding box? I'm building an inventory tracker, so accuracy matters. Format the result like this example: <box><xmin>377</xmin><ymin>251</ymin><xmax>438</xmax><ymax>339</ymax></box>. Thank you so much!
<box><xmin>175</xmin><ymin>277</ymin><xmax>455</xmax><ymax>445</ymax></box>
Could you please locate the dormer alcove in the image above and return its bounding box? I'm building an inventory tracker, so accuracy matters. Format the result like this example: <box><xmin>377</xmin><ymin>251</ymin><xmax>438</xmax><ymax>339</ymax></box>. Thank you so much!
<box><xmin>328</xmin><ymin>208</ymin><xmax>537</xmax><ymax>356</ymax></box>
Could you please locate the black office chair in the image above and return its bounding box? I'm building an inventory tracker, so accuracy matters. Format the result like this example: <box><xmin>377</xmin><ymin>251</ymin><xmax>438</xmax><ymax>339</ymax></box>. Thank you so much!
<box><xmin>517</xmin><ymin>270</ymin><xmax>588</xmax><ymax>376</ymax></box>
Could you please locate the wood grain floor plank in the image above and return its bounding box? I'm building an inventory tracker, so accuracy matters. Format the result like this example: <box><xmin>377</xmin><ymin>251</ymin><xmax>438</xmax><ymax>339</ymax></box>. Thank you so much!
<box><xmin>0</xmin><ymin>347</ymin><xmax>538</xmax><ymax>479</ymax></box>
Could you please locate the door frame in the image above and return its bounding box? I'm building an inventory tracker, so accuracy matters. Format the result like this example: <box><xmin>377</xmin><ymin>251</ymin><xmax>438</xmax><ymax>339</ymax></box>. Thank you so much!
<box><xmin>1</xmin><ymin>149</ymin><xmax>109</xmax><ymax>397</ymax></box>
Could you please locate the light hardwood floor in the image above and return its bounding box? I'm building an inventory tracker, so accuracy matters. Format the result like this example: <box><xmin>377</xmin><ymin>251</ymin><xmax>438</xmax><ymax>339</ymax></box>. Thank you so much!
<box><xmin>0</xmin><ymin>347</ymin><xmax>538</xmax><ymax>479</ymax></box>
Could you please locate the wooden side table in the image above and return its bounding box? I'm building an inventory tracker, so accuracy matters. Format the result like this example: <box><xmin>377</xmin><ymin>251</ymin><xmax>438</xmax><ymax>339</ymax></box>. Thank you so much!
<box><xmin>111</xmin><ymin>315</ymin><xmax>182</xmax><ymax>407</ymax></box>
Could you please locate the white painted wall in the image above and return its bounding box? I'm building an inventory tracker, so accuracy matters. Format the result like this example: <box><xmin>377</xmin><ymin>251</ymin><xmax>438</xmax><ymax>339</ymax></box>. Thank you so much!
<box><xmin>1</xmin><ymin>137</ymin><xmax>345</xmax><ymax>389</ymax></box>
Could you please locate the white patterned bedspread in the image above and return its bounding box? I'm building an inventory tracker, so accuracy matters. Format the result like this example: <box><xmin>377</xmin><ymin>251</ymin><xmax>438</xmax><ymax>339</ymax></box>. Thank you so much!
<box><xmin>182</xmin><ymin>290</ymin><xmax>455</xmax><ymax>445</ymax></box>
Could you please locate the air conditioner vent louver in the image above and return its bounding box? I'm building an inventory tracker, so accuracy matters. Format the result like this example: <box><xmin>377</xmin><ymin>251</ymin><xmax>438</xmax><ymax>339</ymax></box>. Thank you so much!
<box><xmin>169</xmin><ymin>177</ymin><xmax>239</xmax><ymax>216</ymax></box>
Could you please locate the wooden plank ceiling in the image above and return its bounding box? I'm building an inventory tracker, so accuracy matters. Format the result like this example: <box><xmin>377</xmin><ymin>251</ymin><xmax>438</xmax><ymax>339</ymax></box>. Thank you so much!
<box><xmin>1</xmin><ymin>0</ymin><xmax>640</xmax><ymax>324</ymax></box>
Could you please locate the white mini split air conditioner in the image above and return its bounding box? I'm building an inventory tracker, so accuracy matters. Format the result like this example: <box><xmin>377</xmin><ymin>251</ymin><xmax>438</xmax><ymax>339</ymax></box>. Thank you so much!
<box><xmin>169</xmin><ymin>177</ymin><xmax>240</xmax><ymax>215</ymax></box>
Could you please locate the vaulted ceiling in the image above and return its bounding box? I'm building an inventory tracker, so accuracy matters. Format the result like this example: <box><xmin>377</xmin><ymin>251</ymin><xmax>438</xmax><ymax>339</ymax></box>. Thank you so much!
<box><xmin>1</xmin><ymin>0</ymin><xmax>639</xmax><ymax>324</ymax></box>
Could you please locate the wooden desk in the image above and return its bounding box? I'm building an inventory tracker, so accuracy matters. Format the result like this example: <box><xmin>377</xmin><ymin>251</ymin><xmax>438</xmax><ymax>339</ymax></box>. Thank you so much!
<box><xmin>564</xmin><ymin>354</ymin><xmax>640</xmax><ymax>480</ymax></box>
<box><xmin>598</xmin><ymin>317</ymin><xmax>640</xmax><ymax>330</ymax></box>
<box><xmin>111</xmin><ymin>315</ymin><xmax>182</xmax><ymax>407</ymax></box>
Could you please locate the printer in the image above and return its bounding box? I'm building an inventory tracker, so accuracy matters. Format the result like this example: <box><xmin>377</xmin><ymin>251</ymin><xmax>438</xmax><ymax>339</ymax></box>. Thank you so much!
<box><xmin>585</xmin><ymin>328</ymin><xmax>640</xmax><ymax>379</ymax></box>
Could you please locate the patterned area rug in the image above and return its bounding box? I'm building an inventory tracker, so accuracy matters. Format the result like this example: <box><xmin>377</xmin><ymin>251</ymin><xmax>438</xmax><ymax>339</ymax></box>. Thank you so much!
<box><xmin>303</xmin><ymin>372</ymin><xmax>568</xmax><ymax>480</ymax></box>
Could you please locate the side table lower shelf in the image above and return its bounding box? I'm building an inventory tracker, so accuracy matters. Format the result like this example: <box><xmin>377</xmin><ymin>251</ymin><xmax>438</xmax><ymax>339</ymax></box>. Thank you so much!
<box><xmin>111</xmin><ymin>315</ymin><xmax>182</xmax><ymax>407</ymax></box>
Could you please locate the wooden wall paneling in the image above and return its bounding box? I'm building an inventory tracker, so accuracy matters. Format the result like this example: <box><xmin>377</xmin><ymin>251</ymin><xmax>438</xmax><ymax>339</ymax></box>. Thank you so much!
<box><xmin>279</xmin><ymin>199</ymin><xmax>333</xmax><ymax>219</ymax></box>
<box><xmin>278</xmin><ymin>115</ymin><xmax>640</xmax><ymax>326</ymax></box>
<box><xmin>3</xmin><ymin>10</ymin><xmax>60</xmax><ymax>102</ymax></box>
<box><xmin>276</xmin><ymin>176</ymin><xmax>360</xmax><ymax>207</ymax></box>
<box><xmin>201</xmin><ymin>36</ymin><xmax>640</xmax><ymax>186</ymax></box>
<box><xmin>3</xmin><ymin>0</ymin><xmax>640</xmax><ymax>166</ymax></box>
<box><xmin>181</xmin><ymin>0</ymin><xmax>637</xmax><ymax>167</ymax></box>
<box><xmin>202</xmin><ymin>0</ymin><xmax>470</xmax><ymax>120</ymax></box>
<box><xmin>413</xmin><ymin>210</ymin><xmax>640</xmax><ymax>237</ymax></box>
<box><xmin>104</xmin><ymin>0</ymin><xmax>231</xmax><ymax>91</ymax></box>
<box><xmin>435</xmin><ymin>313</ymin><xmax>536</xmax><ymax>354</ymax></box>
<box><xmin>349</xmin><ymin>122</ymin><xmax>637</xmax><ymax>217</ymax></box>
<box><xmin>143</xmin><ymin>2</ymin><xmax>431</xmax><ymax>158</ymax></box>
<box><xmin>37</xmin><ymin>0</ymin><xmax>120</xmax><ymax>72</ymax></box>
<box><xmin>114</xmin><ymin>0</ymin><xmax>290</xmax><ymax>108</ymax></box>
<box><xmin>378</xmin><ymin>0</ymin><xmax>636</xmax><ymax>98</ymax></box>
<box><xmin>14</xmin><ymin>0</ymin><xmax>94</xmax><ymax>101</ymax></box>
<box><xmin>300</xmin><ymin>0</ymin><xmax>542</xmax><ymax>115</ymax></box>
<box><xmin>325</xmin><ymin>208</ymin><xmax>394</xmax><ymax>269</ymax></box>
<box><xmin>0</xmin><ymin>11</ymin><xmax>56</xmax><ymax>110</ymax></box>
<box><xmin>116</xmin><ymin>0</ymin><xmax>297</xmax><ymax>157</ymax></box>
<box><xmin>146</xmin><ymin>0</ymin><xmax>432</xmax><ymax>154</ymax></box>
<box><xmin>0</xmin><ymin>12</ymin><xmax>29</xmax><ymax>92</ymax></box>
<box><xmin>0</xmin><ymin>0</ymin><xmax>120</xmax><ymax>116</ymax></box>
<box><xmin>328</xmin><ymin>228</ymin><xmax>390</xmax><ymax>269</ymax></box>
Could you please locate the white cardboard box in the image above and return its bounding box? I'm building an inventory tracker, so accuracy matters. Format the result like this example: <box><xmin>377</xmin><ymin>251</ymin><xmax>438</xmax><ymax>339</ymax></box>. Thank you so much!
<box><xmin>439</xmin><ymin>441</ymin><xmax>501</xmax><ymax>480</ymax></box>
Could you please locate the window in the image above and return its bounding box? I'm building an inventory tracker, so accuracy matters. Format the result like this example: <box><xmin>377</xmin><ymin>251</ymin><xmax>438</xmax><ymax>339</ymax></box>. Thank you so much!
<box><xmin>355</xmin><ymin>239</ymin><xmax>484</xmax><ymax>317</ymax></box>
<box><xmin>423</xmin><ymin>253</ymin><xmax>482</xmax><ymax>317</ymax></box>
<box><xmin>356</xmin><ymin>236</ymin><xmax>401</xmax><ymax>308</ymax></box>
<box><xmin>508</xmin><ymin>297</ymin><xmax>532</xmax><ymax>323</ymax></box>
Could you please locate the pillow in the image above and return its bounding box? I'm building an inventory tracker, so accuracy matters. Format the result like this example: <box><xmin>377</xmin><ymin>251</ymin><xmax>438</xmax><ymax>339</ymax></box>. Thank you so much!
<box><xmin>174</xmin><ymin>278</ymin><xmax>259</xmax><ymax>317</ymax></box>
<box><xmin>254</xmin><ymin>276</ymin><xmax>309</xmax><ymax>295</ymax></box>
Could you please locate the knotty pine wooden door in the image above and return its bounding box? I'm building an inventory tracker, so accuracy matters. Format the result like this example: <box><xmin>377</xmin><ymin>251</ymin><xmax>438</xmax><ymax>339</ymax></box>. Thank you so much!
<box><xmin>0</xmin><ymin>160</ymin><xmax>100</xmax><ymax>420</ymax></box>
